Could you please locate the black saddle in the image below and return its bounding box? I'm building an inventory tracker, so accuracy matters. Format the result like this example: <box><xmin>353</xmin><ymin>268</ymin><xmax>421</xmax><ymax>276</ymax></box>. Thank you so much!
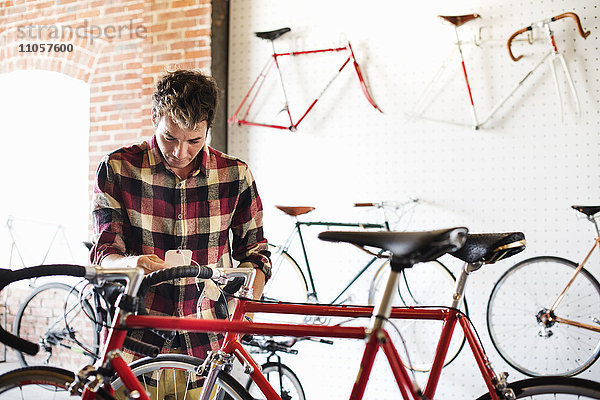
<box><xmin>451</xmin><ymin>232</ymin><xmax>525</xmax><ymax>264</ymax></box>
<box><xmin>318</xmin><ymin>227</ymin><xmax>467</xmax><ymax>270</ymax></box>
<box><xmin>572</xmin><ymin>205</ymin><xmax>600</xmax><ymax>217</ymax></box>
<box><xmin>255</xmin><ymin>27</ymin><xmax>291</xmax><ymax>41</ymax></box>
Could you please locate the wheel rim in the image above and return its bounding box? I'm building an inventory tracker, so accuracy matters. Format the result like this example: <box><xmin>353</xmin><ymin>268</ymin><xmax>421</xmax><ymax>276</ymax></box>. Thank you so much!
<box><xmin>487</xmin><ymin>257</ymin><xmax>600</xmax><ymax>376</ymax></box>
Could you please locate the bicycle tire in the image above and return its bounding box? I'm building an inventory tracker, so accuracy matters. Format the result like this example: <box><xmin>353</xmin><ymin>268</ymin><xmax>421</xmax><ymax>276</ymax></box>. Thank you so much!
<box><xmin>111</xmin><ymin>354</ymin><xmax>253</xmax><ymax>400</ymax></box>
<box><xmin>246</xmin><ymin>361</ymin><xmax>306</xmax><ymax>400</ymax></box>
<box><xmin>486</xmin><ymin>256</ymin><xmax>600</xmax><ymax>376</ymax></box>
<box><xmin>12</xmin><ymin>281</ymin><xmax>99</xmax><ymax>371</ymax></box>
<box><xmin>263</xmin><ymin>244</ymin><xmax>309</xmax><ymax>302</ymax></box>
<box><xmin>0</xmin><ymin>366</ymin><xmax>112</xmax><ymax>399</ymax></box>
<box><xmin>368</xmin><ymin>259</ymin><xmax>467</xmax><ymax>372</ymax></box>
<box><xmin>475</xmin><ymin>376</ymin><xmax>600</xmax><ymax>399</ymax></box>
<box><xmin>254</xmin><ymin>244</ymin><xmax>309</xmax><ymax>325</ymax></box>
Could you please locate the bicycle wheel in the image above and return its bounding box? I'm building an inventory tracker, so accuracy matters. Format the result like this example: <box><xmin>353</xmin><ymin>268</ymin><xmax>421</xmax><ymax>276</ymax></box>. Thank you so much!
<box><xmin>475</xmin><ymin>376</ymin><xmax>600</xmax><ymax>399</ymax></box>
<box><xmin>487</xmin><ymin>256</ymin><xmax>600</xmax><ymax>376</ymax></box>
<box><xmin>246</xmin><ymin>361</ymin><xmax>306</xmax><ymax>400</ymax></box>
<box><xmin>12</xmin><ymin>282</ymin><xmax>99</xmax><ymax>371</ymax></box>
<box><xmin>111</xmin><ymin>354</ymin><xmax>253</xmax><ymax>400</ymax></box>
<box><xmin>0</xmin><ymin>366</ymin><xmax>111</xmax><ymax>399</ymax></box>
<box><xmin>368</xmin><ymin>259</ymin><xmax>467</xmax><ymax>372</ymax></box>
<box><xmin>263</xmin><ymin>244</ymin><xmax>308</xmax><ymax>303</ymax></box>
<box><xmin>254</xmin><ymin>244</ymin><xmax>309</xmax><ymax>325</ymax></box>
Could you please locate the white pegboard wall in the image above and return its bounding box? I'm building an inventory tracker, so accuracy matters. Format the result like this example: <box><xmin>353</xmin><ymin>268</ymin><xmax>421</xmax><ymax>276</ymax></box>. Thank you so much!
<box><xmin>228</xmin><ymin>1</ymin><xmax>600</xmax><ymax>399</ymax></box>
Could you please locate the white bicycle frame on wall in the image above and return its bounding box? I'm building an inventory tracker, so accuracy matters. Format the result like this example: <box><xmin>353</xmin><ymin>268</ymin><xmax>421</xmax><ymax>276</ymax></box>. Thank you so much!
<box><xmin>409</xmin><ymin>12</ymin><xmax>591</xmax><ymax>130</ymax></box>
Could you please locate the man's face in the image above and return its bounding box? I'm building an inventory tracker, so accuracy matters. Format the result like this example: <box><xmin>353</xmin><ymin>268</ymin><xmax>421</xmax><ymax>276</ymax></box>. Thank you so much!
<box><xmin>154</xmin><ymin>115</ymin><xmax>207</xmax><ymax>174</ymax></box>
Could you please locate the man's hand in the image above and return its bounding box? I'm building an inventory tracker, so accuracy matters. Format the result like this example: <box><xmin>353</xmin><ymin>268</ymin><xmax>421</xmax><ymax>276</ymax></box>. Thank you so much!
<box><xmin>101</xmin><ymin>254</ymin><xmax>169</xmax><ymax>275</ymax></box>
<box><xmin>136</xmin><ymin>254</ymin><xmax>170</xmax><ymax>274</ymax></box>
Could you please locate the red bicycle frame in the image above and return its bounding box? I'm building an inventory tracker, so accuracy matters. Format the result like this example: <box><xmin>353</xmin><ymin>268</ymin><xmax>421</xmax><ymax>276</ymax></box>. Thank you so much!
<box><xmin>228</xmin><ymin>42</ymin><xmax>382</xmax><ymax>132</ymax></box>
<box><xmin>90</xmin><ymin>296</ymin><xmax>502</xmax><ymax>400</ymax></box>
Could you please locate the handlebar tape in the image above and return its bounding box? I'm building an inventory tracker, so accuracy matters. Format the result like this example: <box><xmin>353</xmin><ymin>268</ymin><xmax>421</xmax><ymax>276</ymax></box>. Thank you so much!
<box><xmin>0</xmin><ymin>264</ymin><xmax>87</xmax><ymax>355</ymax></box>
<box><xmin>138</xmin><ymin>265</ymin><xmax>213</xmax><ymax>299</ymax></box>
<box><xmin>136</xmin><ymin>265</ymin><xmax>215</xmax><ymax>342</ymax></box>
<box><xmin>507</xmin><ymin>11</ymin><xmax>590</xmax><ymax>62</ymax></box>
<box><xmin>354</xmin><ymin>203</ymin><xmax>375</xmax><ymax>207</ymax></box>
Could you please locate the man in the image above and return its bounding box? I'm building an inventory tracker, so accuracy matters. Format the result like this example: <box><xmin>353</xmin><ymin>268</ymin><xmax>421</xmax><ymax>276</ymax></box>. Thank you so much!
<box><xmin>91</xmin><ymin>69</ymin><xmax>271</xmax><ymax>364</ymax></box>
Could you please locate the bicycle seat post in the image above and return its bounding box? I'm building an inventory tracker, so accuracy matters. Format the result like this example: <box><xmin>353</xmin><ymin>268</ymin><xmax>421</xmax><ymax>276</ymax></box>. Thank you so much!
<box><xmin>451</xmin><ymin>262</ymin><xmax>482</xmax><ymax>310</ymax></box>
<box><xmin>369</xmin><ymin>269</ymin><xmax>400</xmax><ymax>331</ymax></box>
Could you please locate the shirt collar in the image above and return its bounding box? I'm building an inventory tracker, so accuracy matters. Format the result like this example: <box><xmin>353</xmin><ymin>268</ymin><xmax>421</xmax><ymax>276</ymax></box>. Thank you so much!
<box><xmin>148</xmin><ymin>136</ymin><xmax>208</xmax><ymax>177</ymax></box>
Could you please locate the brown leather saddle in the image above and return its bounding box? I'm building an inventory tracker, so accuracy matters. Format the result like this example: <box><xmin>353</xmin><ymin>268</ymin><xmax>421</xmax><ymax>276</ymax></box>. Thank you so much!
<box><xmin>275</xmin><ymin>205</ymin><xmax>315</xmax><ymax>217</ymax></box>
<box><xmin>438</xmin><ymin>14</ymin><xmax>481</xmax><ymax>27</ymax></box>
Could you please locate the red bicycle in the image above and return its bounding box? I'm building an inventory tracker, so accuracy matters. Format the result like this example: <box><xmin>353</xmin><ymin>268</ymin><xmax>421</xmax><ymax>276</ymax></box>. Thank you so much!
<box><xmin>228</xmin><ymin>27</ymin><xmax>382</xmax><ymax>132</ymax></box>
<box><xmin>1</xmin><ymin>228</ymin><xmax>600</xmax><ymax>399</ymax></box>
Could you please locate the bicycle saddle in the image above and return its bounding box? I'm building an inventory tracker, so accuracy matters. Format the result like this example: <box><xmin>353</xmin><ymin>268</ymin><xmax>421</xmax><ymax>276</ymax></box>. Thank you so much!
<box><xmin>450</xmin><ymin>232</ymin><xmax>525</xmax><ymax>264</ymax></box>
<box><xmin>572</xmin><ymin>205</ymin><xmax>600</xmax><ymax>217</ymax></box>
<box><xmin>318</xmin><ymin>227</ymin><xmax>467</xmax><ymax>269</ymax></box>
<box><xmin>255</xmin><ymin>27</ymin><xmax>291</xmax><ymax>41</ymax></box>
<box><xmin>275</xmin><ymin>205</ymin><xmax>315</xmax><ymax>217</ymax></box>
<box><xmin>438</xmin><ymin>14</ymin><xmax>481</xmax><ymax>27</ymax></box>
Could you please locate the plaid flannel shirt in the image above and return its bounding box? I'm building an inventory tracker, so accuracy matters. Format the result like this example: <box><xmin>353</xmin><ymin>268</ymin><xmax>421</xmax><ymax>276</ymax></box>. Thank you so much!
<box><xmin>91</xmin><ymin>136</ymin><xmax>270</xmax><ymax>360</ymax></box>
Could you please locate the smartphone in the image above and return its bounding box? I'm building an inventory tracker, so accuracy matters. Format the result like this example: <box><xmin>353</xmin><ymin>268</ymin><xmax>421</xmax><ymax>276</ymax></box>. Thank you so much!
<box><xmin>165</xmin><ymin>249</ymin><xmax>193</xmax><ymax>267</ymax></box>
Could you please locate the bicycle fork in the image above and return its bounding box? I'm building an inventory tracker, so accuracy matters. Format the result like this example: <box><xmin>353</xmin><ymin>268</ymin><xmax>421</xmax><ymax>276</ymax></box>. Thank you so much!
<box><xmin>544</xmin><ymin>22</ymin><xmax>581</xmax><ymax>121</ymax></box>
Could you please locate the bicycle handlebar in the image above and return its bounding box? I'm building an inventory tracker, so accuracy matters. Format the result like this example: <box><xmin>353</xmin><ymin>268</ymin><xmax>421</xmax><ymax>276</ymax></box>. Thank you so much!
<box><xmin>354</xmin><ymin>199</ymin><xmax>419</xmax><ymax>209</ymax></box>
<box><xmin>0</xmin><ymin>264</ymin><xmax>249</xmax><ymax>357</ymax></box>
<box><xmin>137</xmin><ymin>265</ymin><xmax>216</xmax><ymax>299</ymax></box>
<box><xmin>0</xmin><ymin>264</ymin><xmax>89</xmax><ymax>355</ymax></box>
<box><xmin>507</xmin><ymin>11</ymin><xmax>590</xmax><ymax>61</ymax></box>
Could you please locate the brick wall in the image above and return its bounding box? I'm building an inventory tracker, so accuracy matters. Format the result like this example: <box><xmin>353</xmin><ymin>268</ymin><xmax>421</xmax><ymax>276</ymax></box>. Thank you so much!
<box><xmin>0</xmin><ymin>0</ymin><xmax>214</xmax><ymax>363</ymax></box>
<box><xmin>0</xmin><ymin>0</ymin><xmax>213</xmax><ymax>211</ymax></box>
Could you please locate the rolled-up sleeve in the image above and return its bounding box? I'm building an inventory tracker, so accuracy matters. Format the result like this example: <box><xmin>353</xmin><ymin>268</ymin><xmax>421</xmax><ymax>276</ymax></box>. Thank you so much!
<box><xmin>230</xmin><ymin>165</ymin><xmax>271</xmax><ymax>279</ymax></box>
<box><xmin>90</xmin><ymin>157</ymin><xmax>129</xmax><ymax>265</ymax></box>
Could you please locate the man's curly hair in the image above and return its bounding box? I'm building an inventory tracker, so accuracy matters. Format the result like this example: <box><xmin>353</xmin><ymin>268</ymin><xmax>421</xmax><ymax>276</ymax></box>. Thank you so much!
<box><xmin>152</xmin><ymin>69</ymin><xmax>219</xmax><ymax>131</ymax></box>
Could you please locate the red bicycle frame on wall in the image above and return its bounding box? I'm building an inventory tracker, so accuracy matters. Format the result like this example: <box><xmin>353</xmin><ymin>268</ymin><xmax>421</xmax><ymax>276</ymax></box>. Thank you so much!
<box><xmin>228</xmin><ymin>27</ymin><xmax>382</xmax><ymax>132</ymax></box>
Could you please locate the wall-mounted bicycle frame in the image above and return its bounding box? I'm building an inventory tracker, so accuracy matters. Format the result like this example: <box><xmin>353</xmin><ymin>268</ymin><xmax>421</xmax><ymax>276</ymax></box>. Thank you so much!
<box><xmin>410</xmin><ymin>12</ymin><xmax>590</xmax><ymax>130</ymax></box>
<box><xmin>228</xmin><ymin>27</ymin><xmax>382</xmax><ymax>132</ymax></box>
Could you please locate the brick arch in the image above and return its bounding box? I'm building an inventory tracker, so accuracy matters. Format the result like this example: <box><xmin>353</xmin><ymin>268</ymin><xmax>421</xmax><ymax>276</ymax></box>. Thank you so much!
<box><xmin>0</xmin><ymin>29</ymin><xmax>105</xmax><ymax>83</ymax></box>
<box><xmin>1</xmin><ymin>0</ymin><xmax>214</xmax><ymax>239</ymax></box>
